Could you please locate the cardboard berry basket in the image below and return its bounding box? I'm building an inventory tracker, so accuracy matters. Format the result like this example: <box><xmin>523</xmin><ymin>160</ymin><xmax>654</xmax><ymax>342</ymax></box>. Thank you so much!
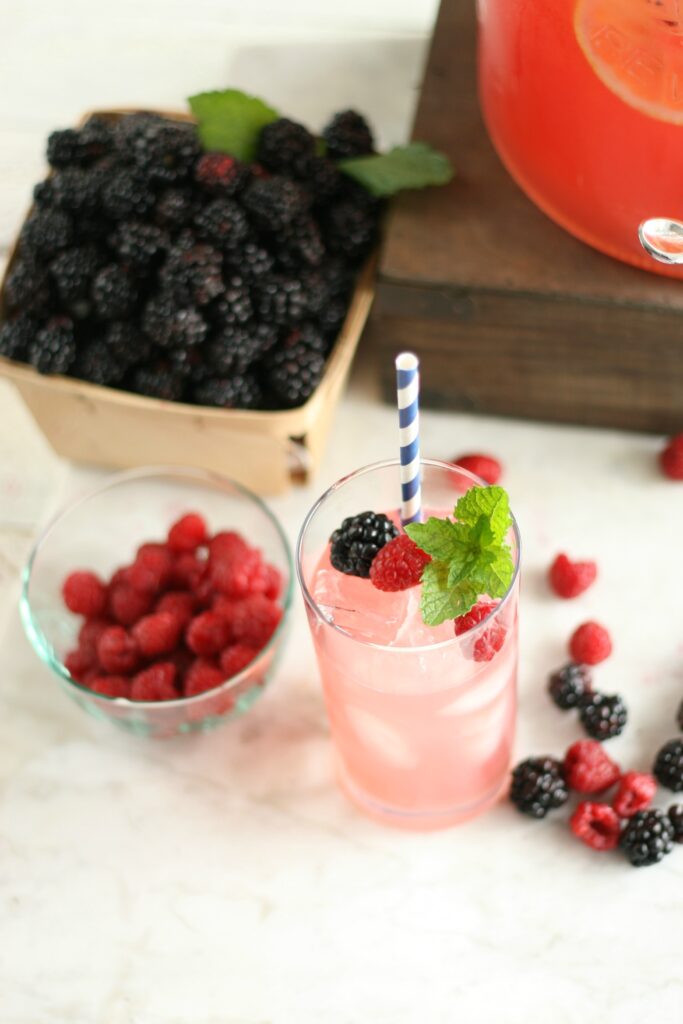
<box><xmin>0</xmin><ymin>109</ymin><xmax>376</xmax><ymax>495</ymax></box>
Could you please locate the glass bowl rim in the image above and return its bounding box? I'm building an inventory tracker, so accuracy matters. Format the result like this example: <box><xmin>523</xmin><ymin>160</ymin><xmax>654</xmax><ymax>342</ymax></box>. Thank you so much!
<box><xmin>20</xmin><ymin>464</ymin><xmax>294</xmax><ymax>709</ymax></box>
<box><xmin>295</xmin><ymin>456</ymin><xmax>521</xmax><ymax>653</ymax></box>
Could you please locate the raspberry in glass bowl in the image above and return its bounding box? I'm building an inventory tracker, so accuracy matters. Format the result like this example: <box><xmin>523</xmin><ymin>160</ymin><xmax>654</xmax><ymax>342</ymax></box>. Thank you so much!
<box><xmin>20</xmin><ymin>467</ymin><xmax>292</xmax><ymax>738</ymax></box>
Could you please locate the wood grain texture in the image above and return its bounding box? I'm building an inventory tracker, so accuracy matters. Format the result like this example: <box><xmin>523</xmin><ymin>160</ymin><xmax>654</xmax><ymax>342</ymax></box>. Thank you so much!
<box><xmin>369</xmin><ymin>0</ymin><xmax>683</xmax><ymax>432</ymax></box>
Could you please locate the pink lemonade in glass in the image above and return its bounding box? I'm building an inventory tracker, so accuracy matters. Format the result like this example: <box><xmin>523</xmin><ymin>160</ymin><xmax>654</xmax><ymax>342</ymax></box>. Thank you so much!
<box><xmin>297</xmin><ymin>459</ymin><xmax>520</xmax><ymax>830</ymax></box>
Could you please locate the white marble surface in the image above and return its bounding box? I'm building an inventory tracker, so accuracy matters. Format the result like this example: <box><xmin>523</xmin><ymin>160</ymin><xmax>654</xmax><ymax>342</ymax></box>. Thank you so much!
<box><xmin>1</xmin><ymin>4</ymin><xmax>683</xmax><ymax>1022</ymax></box>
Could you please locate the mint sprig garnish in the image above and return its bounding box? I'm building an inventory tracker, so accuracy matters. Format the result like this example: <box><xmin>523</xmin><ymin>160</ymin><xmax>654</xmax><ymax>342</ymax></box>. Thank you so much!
<box><xmin>188</xmin><ymin>89</ymin><xmax>279</xmax><ymax>161</ymax></box>
<box><xmin>338</xmin><ymin>142</ymin><xmax>454</xmax><ymax>197</ymax></box>
<box><xmin>405</xmin><ymin>486</ymin><xmax>514</xmax><ymax>626</ymax></box>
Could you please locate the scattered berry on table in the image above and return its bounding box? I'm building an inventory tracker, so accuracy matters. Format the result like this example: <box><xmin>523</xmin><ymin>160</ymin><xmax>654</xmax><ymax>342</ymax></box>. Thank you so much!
<box><xmin>659</xmin><ymin>434</ymin><xmax>683</xmax><ymax>480</ymax></box>
<box><xmin>668</xmin><ymin>804</ymin><xmax>683</xmax><ymax>843</ymax></box>
<box><xmin>454</xmin><ymin>600</ymin><xmax>506</xmax><ymax>662</ymax></box>
<box><xmin>653</xmin><ymin>738</ymin><xmax>683</xmax><ymax>792</ymax></box>
<box><xmin>451</xmin><ymin>453</ymin><xmax>502</xmax><ymax>485</ymax></box>
<box><xmin>570</xmin><ymin>801</ymin><xmax>621</xmax><ymax>851</ymax></box>
<box><xmin>131</xmin><ymin>662</ymin><xmax>178</xmax><ymax>702</ymax></box>
<box><xmin>620</xmin><ymin>809</ymin><xmax>675</xmax><ymax>867</ymax></box>
<box><xmin>62</xmin><ymin>571</ymin><xmax>107</xmax><ymax>617</ymax></box>
<box><xmin>548</xmin><ymin>662</ymin><xmax>592</xmax><ymax>710</ymax></box>
<box><xmin>564</xmin><ymin>739</ymin><xmax>621</xmax><ymax>793</ymax></box>
<box><xmin>579</xmin><ymin>692</ymin><xmax>628</xmax><ymax>741</ymax></box>
<box><xmin>569</xmin><ymin>621</ymin><xmax>612</xmax><ymax>665</ymax></box>
<box><xmin>509</xmin><ymin>757</ymin><xmax>569</xmax><ymax>818</ymax></box>
<box><xmin>369</xmin><ymin>534</ymin><xmax>431</xmax><ymax>592</ymax></box>
<box><xmin>612</xmin><ymin>771</ymin><xmax>657</xmax><ymax>818</ymax></box>
<box><xmin>330</xmin><ymin>512</ymin><xmax>400</xmax><ymax>578</ymax></box>
<box><xmin>548</xmin><ymin>553</ymin><xmax>597</xmax><ymax>599</ymax></box>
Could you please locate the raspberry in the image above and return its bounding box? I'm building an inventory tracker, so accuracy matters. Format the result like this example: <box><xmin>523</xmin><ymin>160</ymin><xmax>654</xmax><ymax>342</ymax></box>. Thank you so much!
<box><xmin>232</xmin><ymin>595</ymin><xmax>282</xmax><ymax>649</ymax></box>
<box><xmin>90</xmin><ymin>675</ymin><xmax>131</xmax><ymax>699</ymax></box>
<box><xmin>659</xmin><ymin>433</ymin><xmax>683</xmax><ymax>480</ymax></box>
<box><xmin>209</xmin><ymin>530</ymin><xmax>250</xmax><ymax>563</ymax></box>
<box><xmin>613</xmin><ymin>771</ymin><xmax>657</xmax><ymax>818</ymax></box>
<box><xmin>219</xmin><ymin>644</ymin><xmax>258</xmax><ymax>678</ymax></box>
<box><xmin>193</xmin><ymin>575</ymin><xmax>215</xmax><ymax>607</ymax></box>
<box><xmin>78</xmin><ymin>618</ymin><xmax>110</xmax><ymax>658</ymax></box>
<box><xmin>62</xmin><ymin>571</ymin><xmax>107</xmax><ymax>617</ymax></box>
<box><xmin>569</xmin><ymin>621</ymin><xmax>612</xmax><ymax>665</ymax></box>
<box><xmin>548</xmin><ymin>663</ymin><xmax>592</xmax><ymax>710</ymax></box>
<box><xmin>570</xmin><ymin>801</ymin><xmax>621</xmax><ymax>851</ymax></box>
<box><xmin>156</xmin><ymin>591</ymin><xmax>195</xmax><ymax>630</ymax></box>
<box><xmin>454</xmin><ymin>601</ymin><xmax>506</xmax><ymax>662</ymax></box>
<box><xmin>171</xmin><ymin>553</ymin><xmax>207</xmax><ymax>590</ymax></box>
<box><xmin>548</xmin><ymin>553</ymin><xmax>597</xmax><ymax>599</ymax></box>
<box><xmin>211</xmin><ymin>594</ymin><xmax>239</xmax><ymax>634</ymax></box>
<box><xmin>108</xmin><ymin>583</ymin><xmax>153</xmax><ymax>626</ymax></box>
<box><xmin>264</xmin><ymin>564</ymin><xmax>283</xmax><ymax>601</ymax></box>
<box><xmin>184</xmin><ymin>658</ymin><xmax>224</xmax><ymax>697</ymax></box>
<box><xmin>131</xmin><ymin>662</ymin><xmax>178</xmax><ymax>702</ymax></box>
<box><xmin>564</xmin><ymin>739</ymin><xmax>621</xmax><ymax>793</ymax></box>
<box><xmin>451</xmin><ymin>453</ymin><xmax>502</xmax><ymax>485</ymax></box>
<box><xmin>167</xmin><ymin>512</ymin><xmax>207</xmax><ymax>553</ymax></box>
<box><xmin>97</xmin><ymin>626</ymin><xmax>139</xmax><ymax>674</ymax></box>
<box><xmin>128</xmin><ymin>544</ymin><xmax>173</xmax><ymax>594</ymax></box>
<box><xmin>131</xmin><ymin>612</ymin><xmax>182</xmax><ymax>658</ymax></box>
<box><xmin>579</xmin><ymin>692</ymin><xmax>628</xmax><ymax>741</ymax></box>
<box><xmin>64</xmin><ymin>648</ymin><xmax>95</xmax><ymax>682</ymax></box>
<box><xmin>186</xmin><ymin>611</ymin><xmax>232</xmax><ymax>656</ymax></box>
<box><xmin>509</xmin><ymin>757</ymin><xmax>569</xmax><ymax>818</ymax></box>
<box><xmin>369</xmin><ymin>534</ymin><xmax>431</xmax><ymax>592</ymax></box>
<box><xmin>210</xmin><ymin>547</ymin><xmax>263</xmax><ymax>598</ymax></box>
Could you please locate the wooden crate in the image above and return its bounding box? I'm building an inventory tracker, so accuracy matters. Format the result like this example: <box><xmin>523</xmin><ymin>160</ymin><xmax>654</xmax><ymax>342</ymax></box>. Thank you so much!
<box><xmin>366</xmin><ymin>0</ymin><xmax>683</xmax><ymax>433</ymax></box>
<box><xmin>0</xmin><ymin>109</ymin><xmax>375</xmax><ymax>495</ymax></box>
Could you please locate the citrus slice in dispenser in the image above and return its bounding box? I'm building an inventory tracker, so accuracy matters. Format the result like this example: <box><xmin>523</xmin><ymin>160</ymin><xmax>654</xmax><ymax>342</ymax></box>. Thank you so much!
<box><xmin>574</xmin><ymin>0</ymin><xmax>683</xmax><ymax>123</ymax></box>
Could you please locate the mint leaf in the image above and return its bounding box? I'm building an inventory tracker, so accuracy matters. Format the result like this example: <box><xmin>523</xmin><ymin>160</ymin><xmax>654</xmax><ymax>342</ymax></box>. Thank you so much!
<box><xmin>338</xmin><ymin>142</ymin><xmax>454</xmax><ymax>198</ymax></box>
<box><xmin>188</xmin><ymin>89</ymin><xmax>279</xmax><ymax>160</ymax></box>
<box><xmin>409</xmin><ymin>485</ymin><xmax>515</xmax><ymax>626</ymax></box>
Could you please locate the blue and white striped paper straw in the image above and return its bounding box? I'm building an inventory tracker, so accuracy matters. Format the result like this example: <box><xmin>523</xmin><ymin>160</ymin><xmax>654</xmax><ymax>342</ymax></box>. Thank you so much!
<box><xmin>396</xmin><ymin>352</ymin><xmax>422</xmax><ymax>525</ymax></box>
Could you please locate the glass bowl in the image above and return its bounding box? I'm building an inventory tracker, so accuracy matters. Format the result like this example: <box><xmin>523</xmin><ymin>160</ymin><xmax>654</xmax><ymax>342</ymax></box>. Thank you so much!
<box><xmin>21</xmin><ymin>466</ymin><xmax>293</xmax><ymax>738</ymax></box>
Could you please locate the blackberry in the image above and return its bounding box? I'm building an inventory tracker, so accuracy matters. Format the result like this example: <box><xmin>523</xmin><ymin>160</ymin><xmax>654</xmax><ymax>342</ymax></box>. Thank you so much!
<box><xmin>579</xmin><ymin>692</ymin><xmax>627</xmax><ymax>741</ymax></box>
<box><xmin>109</xmin><ymin>221</ymin><xmax>169</xmax><ymax>274</ymax></box>
<box><xmin>194</xmin><ymin>153</ymin><xmax>250</xmax><ymax>196</ymax></box>
<box><xmin>242</xmin><ymin>176</ymin><xmax>310</xmax><ymax>233</ymax></box>
<box><xmin>257</xmin><ymin>118</ymin><xmax>316</xmax><ymax>176</ymax></box>
<box><xmin>45</xmin><ymin>167</ymin><xmax>103</xmax><ymax>216</ymax></box>
<box><xmin>653</xmin><ymin>739</ymin><xmax>683</xmax><ymax>792</ymax></box>
<box><xmin>155</xmin><ymin>188</ymin><xmax>196</xmax><ymax>231</ymax></box>
<box><xmin>20</xmin><ymin>208</ymin><xmax>74</xmax><ymax>260</ymax></box>
<box><xmin>101</xmin><ymin>168</ymin><xmax>156</xmax><ymax>220</ymax></box>
<box><xmin>0</xmin><ymin>313</ymin><xmax>36</xmax><ymax>361</ymax></box>
<box><xmin>193</xmin><ymin>199</ymin><xmax>251</xmax><ymax>254</ymax></box>
<box><xmin>284</xmin><ymin>321</ymin><xmax>330</xmax><ymax>358</ymax></box>
<box><xmin>620</xmin><ymin>809</ymin><xmax>675</xmax><ymax>867</ymax></box>
<box><xmin>227</xmin><ymin>241</ymin><xmax>273</xmax><ymax>284</ymax></box>
<box><xmin>323</xmin><ymin>199</ymin><xmax>377</xmax><ymax>263</ymax></box>
<box><xmin>142</xmin><ymin>294</ymin><xmax>208</xmax><ymax>350</ymax></box>
<box><xmin>73</xmin><ymin>338</ymin><xmax>126</xmax><ymax>387</ymax></box>
<box><xmin>4</xmin><ymin>259</ymin><xmax>52</xmax><ymax>313</ymax></box>
<box><xmin>210</xmin><ymin>275</ymin><xmax>253</xmax><ymax>328</ymax></box>
<box><xmin>329</xmin><ymin>511</ymin><xmax>399</xmax><ymax>578</ymax></box>
<box><xmin>548</xmin><ymin>663</ymin><xmax>592</xmax><ymax>711</ymax></box>
<box><xmin>46</xmin><ymin>118</ymin><xmax>113</xmax><ymax>168</ymax></box>
<box><xmin>132</xmin><ymin>363</ymin><xmax>186</xmax><ymax>402</ymax></box>
<box><xmin>677</xmin><ymin>697</ymin><xmax>683</xmax><ymax>731</ymax></box>
<box><xmin>668</xmin><ymin>805</ymin><xmax>683</xmax><ymax>843</ymax></box>
<box><xmin>160</xmin><ymin>239</ymin><xmax>224</xmax><ymax>308</ymax></box>
<box><xmin>301</xmin><ymin>156</ymin><xmax>343</xmax><ymax>205</ymax></box>
<box><xmin>322</xmin><ymin>109</ymin><xmax>374</xmax><ymax>160</ymax></box>
<box><xmin>206</xmin><ymin>322</ymin><xmax>277</xmax><ymax>376</ymax></box>
<box><xmin>255</xmin><ymin>274</ymin><xmax>308</xmax><ymax>327</ymax></box>
<box><xmin>193</xmin><ymin>374</ymin><xmax>264</xmax><ymax>410</ymax></box>
<box><xmin>104</xmin><ymin>321</ymin><xmax>151</xmax><ymax>370</ymax></box>
<box><xmin>168</xmin><ymin>344</ymin><xmax>209</xmax><ymax>381</ymax></box>
<box><xmin>276</xmin><ymin>215</ymin><xmax>325</xmax><ymax>270</ymax></box>
<box><xmin>28</xmin><ymin>316</ymin><xmax>77</xmax><ymax>374</ymax></box>
<box><xmin>264</xmin><ymin>341</ymin><xmax>325</xmax><ymax>408</ymax></box>
<box><xmin>317</xmin><ymin>298</ymin><xmax>347</xmax><ymax>338</ymax></box>
<box><xmin>49</xmin><ymin>245</ymin><xmax>103</xmax><ymax>304</ymax></box>
<box><xmin>509</xmin><ymin>757</ymin><xmax>569</xmax><ymax>819</ymax></box>
<box><xmin>304</xmin><ymin>258</ymin><xmax>353</xmax><ymax>318</ymax></box>
<box><xmin>114</xmin><ymin>113</ymin><xmax>200</xmax><ymax>185</ymax></box>
<box><xmin>91</xmin><ymin>264</ymin><xmax>138</xmax><ymax>320</ymax></box>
